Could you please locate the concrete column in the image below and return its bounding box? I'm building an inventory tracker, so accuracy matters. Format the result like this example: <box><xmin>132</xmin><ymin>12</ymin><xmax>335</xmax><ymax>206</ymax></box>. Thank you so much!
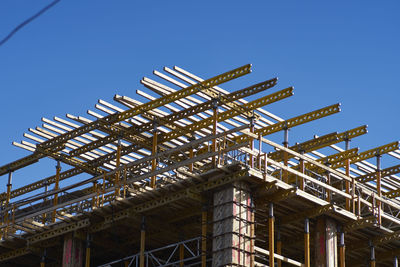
<box><xmin>62</xmin><ymin>233</ymin><xmax>83</xmax><ymax>267</ymax></box>
<box><xmin>314</xmin><ymin>217</ymin><xmax>337</xmax><ymax>267</ymax></box>
<box><xmin>212</xmin><ymin>182</ymin><xmax>252</xmax><ymax>267</ymax></box>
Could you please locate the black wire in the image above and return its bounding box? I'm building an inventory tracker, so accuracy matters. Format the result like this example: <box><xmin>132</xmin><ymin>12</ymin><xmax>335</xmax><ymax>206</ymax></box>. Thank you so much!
<box><xmin>0</xmin><ymin>0</ymin><xmax>61</xmax><ymax>47</ymax></box>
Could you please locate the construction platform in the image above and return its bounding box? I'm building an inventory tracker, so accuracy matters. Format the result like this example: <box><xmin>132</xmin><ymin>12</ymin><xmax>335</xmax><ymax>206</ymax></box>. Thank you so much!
<box><xmin>0</xmin><ymin>64</ymin><xmax>400</xmax><ymax>267</ymax></box>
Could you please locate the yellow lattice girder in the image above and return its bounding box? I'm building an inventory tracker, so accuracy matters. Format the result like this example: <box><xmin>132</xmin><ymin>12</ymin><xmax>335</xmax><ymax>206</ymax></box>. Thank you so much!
<box><xmin>329</xmin><ymin>141</ymin><xmax>400</xmax><ymax>170</ymax></box>
<box><xmin>384</xmin><ymin>188</ymin><xmax>400</xmax><ymax>198</ymax></box>
<box><xmin>234</xmin><ymin>103</ymin><xmax>341</xmax><ymax>144</ymax></box>
<box><xmin>0</xmin><ymin>143</ymin><xmax>65</xmax><ymax>176</ymax></box>
<box><xmin>268</xmin><ymin>132</ymin><xmax>339</xmax><ymax>161</ymax></box>
<box><xmin>358</xmin><ymin>164</ymin><xmax>400</xmax><ymax>184</ymax></box>
<box><xmin>268</xmin><ymin>125</ymin><xmax>367</xmax><ymax>162</ymax></box>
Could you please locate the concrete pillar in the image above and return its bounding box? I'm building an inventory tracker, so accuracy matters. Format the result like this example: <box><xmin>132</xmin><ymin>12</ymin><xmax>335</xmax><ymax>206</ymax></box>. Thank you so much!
<box><xmin>62</xmin><ymin>233</ymin><xmax>83</xmax><ymax>267</ymax></box>
<box><xmin>314</xmin><ymin>217</ymin><xmax>337</xmax><ymax>267</ymax></box>
<box><xmin>212</xmin><ymin>182</ymin><xmax>252</xmax><ymax>267</ymax></box>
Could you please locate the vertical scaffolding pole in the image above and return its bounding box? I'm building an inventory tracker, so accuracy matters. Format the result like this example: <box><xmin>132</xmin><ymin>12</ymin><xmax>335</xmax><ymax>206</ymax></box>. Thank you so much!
<box><xmin>212</xmin><ymin>99</ymin><xmax>218</xmax><ymax>167</ymax></box>
<box><xmin>101</xmin><ymin>171</ymin><xmax>106</xmax><ymax>207</ymax></box>
<box><xmin>258</xmin><ymin>133</ymin><xmax>263</xmax><ymax>169</ymax></box>
<box><xmin>370</xmin><ymin>241</ymin><xmax>375</xmax><ymax>267</ymax></box>
<box><xmin>339</xmin><ymin>227</ymin><xmax>345</xmax><ymax>267</ymax></box>
<box><xmin>40</xmin><ymin>249</ymin><xmax>46</xmax><ymax>267</ymax></box>
<box><xmin>376</xmin><ymin>154</ymin><xmax>382</xmax><ymax>225</ymax></box>
<box><xmin>283</xmin><ymin>126</ymin><xmax>289</xmax><ymax>183</ymax></box>
<box><xmin>42</xmin><ymin>178</ymin><xmax>48</xmax><ymax>224</ymax></box>
<box><xmin>249</xmin><ymin>116</ymin><xmax>255</xmax><ymax>168</ymax></box>
<box><xmin>85</xmin><ymin>233</ymin><xmax>91</xmax><ymax>267</ymax></box>
<box><xmin>52</xmin><ymin>161</ymin><xmax>61</xmax><ymax>223</ymax></box>
<box><xmin>201</xmin><ymin>205</ymin><xmax>207</xmax><ymax>267</ymax></box>
<box><xmin>115</xmin><ymin>139</ymin><xmax>121</xmax><ymax>197</ymax></box>
<box><xmin>189</xmin><ymin>136</ymin><xmax>195</xmax><ymax>172</ymax></box>
<box><xmin>151</xmin><ymin>123</ymin><xmax>158</xmax><ymax>188</ymax></box>
<box><xmin>277</xmin><ymin>225</ymin><xmax>282</xmax><ymax>267</ymax></box>
<box><xmin>345</xmin><ymin>139</ymin><xmax>351</xmax><ymax>211</ymax></box>
<box><xmin>140</xmin><ymin>216</ymin><xmax>146</xmax><ymax>267</ymax></box>
<box><xmin>92</xmin><ymin>181</ymin><xmax>98</xmax><ymax>209</ymax></box>
<box><xmin>179</xmin><ymin>242</ymin><xmax>184</xmax><ymax>267</ymax></box>
<box><xmin>304</xmin><ymin>218</ymin><xmax>310</xmax><ymax>267</ymax></box>
<box><xmin>250</xmin><ymin>197</ymin><xmax>255</xmax><ymax>267</ymax></box>
<box><xmin>325</xmin><ymin>164</ymin><xmax>331</xmax><ymax>202</ymax></box>
<box><xmin>123</xmin><ymin>166</ymin><xmax>127</xmax><ymax>198</ymax></box>
<box><xmin>299</xmin><ymin>150</ymin><xmax>305</xmax><ymax>190</ymax></box>
<box><xmin>5</xmin><ymin>171</ymin><xmax>12</xmax><ymax>210</ymax></box>
<box><xmin>4</xmin><ymin>171</ymin><xmax>13</xmax><ymax>237</ymax></box>
<box><xmin>269</xmin><ymin>202</ymin><xmax>274</xmax><ymax>267</ymax></box>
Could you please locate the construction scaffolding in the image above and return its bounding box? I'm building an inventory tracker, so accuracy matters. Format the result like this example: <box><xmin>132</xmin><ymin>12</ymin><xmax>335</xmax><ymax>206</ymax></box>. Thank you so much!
<box><xmin>0</xmin><ymin>64</ymin><xmax>399</xmax><ymax>266</ymax></box>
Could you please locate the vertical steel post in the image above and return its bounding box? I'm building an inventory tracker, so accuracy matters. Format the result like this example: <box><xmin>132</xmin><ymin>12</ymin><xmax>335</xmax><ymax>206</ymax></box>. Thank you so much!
<box><xmin>277</xmin><ymin>225</ymin><xmax>282</xmax><ymax>267</ymax></box>
<box><xmin>345</xmin><ymin>139</ymin><xmax>351</xmax><ymax>212</ymax></box>
<box><xmin>283</xmin><ymin>126</ymin><xmax>289</xmax><ymax>183</ymax></box>
<box><xmin>304</xmin><ymin>218</ymin><xmax>310</xmax><ymax>267</ymax></box>
<box><xmin>151</xmin><ymin>123</ymin><xmax>158</xmax><ymax>188</ymax></box>
<box><xmin>212</xmin><ymin>99</ymin><xmax>218</xmax><ymax>167</ymax></box>
<box><xmin>189</xmin><ymin>136</ymin><xmax>195</xmax><ymax>172</ymax></box>
<box><xmin>92</xmin><ymin>181</ymin><xmax>97</xmax><ymax>209</ymax></box>
<box><xmin>339</xmin><ymin>227</ymin><xmax>345</xmax><ymax>267</ymax></box>
<box><xmin>269</xmin><ymin>202</ymin><xmax>274</xmax><ymax>267</ymax></box>
<box><xmin>376</xmin><ymin>154</ymin><xmax>382</xmax><ymax>225</ymax></box>
<box><xmin>258</xmin><ymin>133</ymin><xmax>263</xmax><ymax>169</ymax></box>
<box><xmin>5</xmin><ymin>172</ymin><xmax>12</xmax><ymax>209</ymax></box>
<box><xmin>140</xmin><ymin>216</ymin><xmax>146</xmax><ymax>267</ymax></box>
<box><xmin>4</xmin><ymin>171</ymin><xmax>13</xmax><ymax>237</ymax></box>
<box><xmin>394</xmin><ymin>256</ymin><xmax>398</xmax><ymax>267</ymax></box>
<box><xmin>299</xmin><ymin>149</ymin><xmax>305</xmax><ymax>190</ymax></box>
<box><xmin>370</xmin><ymin>240</ymin><xmax>375</xmax><ymax>267</ymax></box>
<box><xmin>250</xmin><ymin>197</ymin><xmax>255</xmax><ymax>267</ymax></box>
<box><xmin>52</xmin><ymin>161</ymin><xmax>61</xmax><ymax>223</ymax></box>
<box><xmin>115</xmin><ymin>139</ymin><xmax>121</xmax><ymax>197</ymax></box>
<box><xmin>42</xmin><ymin>178</ymin><xmax>48</xmax><ymax>224</ymax></box>
<box><xmin>40</xmin><ymin>249</ymin><xmax>46</xmax><ymax>267</ymax></box>
<box><xmin>179</xmin><ymin>242</ymin><xmax>184</xmax><ymax>267</ymax></box>
<box><xmin>264</xmin><ymin>153</ymin><xmax>268</xmax><ymax>181</ymax></box>
<box><xmin>85</xmin><ymin>233</ymin><xmax>91</xmax><ymax>267</ymax></box>
<box><xmin>123</xmin><ymin>166</ymin><xmax>127</xmax><ymax>198</ymax></box>
<box><xmin>325</xmin><ymin>163</ymin><xmax>331</xmax><ymax>202</ymax></box>
<box><xmin>201</xmin><ymin>205</ymin><xmax>207</xmax><ymax>267</ymax></box>
<box><xmin>249</xmin><ymin>116</ymin><xmax>255</xmax><ymax>168</ymax></box>
<box><xmin>101</xmin><ymin>171</ymin><xmax>106</xmax><ymax>207</ymax></box>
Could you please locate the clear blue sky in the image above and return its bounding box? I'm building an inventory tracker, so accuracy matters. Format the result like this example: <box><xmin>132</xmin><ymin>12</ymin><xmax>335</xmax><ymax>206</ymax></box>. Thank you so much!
<box><xmin>0</xmin><ymin>1</ymin><xmax>399</xmax><ymax>188</ymax></box>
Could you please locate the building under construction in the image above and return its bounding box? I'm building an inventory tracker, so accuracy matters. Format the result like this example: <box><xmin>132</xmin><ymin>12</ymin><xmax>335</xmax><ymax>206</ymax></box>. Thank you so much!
<box><xmin>0</xmin><ymin>64</ymin><xmax>400</xmax><ymax>267</ymax></box>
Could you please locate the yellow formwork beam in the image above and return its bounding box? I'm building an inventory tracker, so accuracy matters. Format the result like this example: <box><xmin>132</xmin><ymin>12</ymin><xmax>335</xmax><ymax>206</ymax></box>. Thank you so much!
<box><xmin>268</xmin><ymin>125</ymin><xmax>367</xmax><ymax>162</ymax></box>
<box><xmin>359</xmin><ymin>164</ymin><xmax>400</xmax><ymax>184</ymax></box>
<box><xmin>328</xmin><ymin>142</ymin><xmax>399</xmax><ymax>170</ymax></box>
<box><xmin>234</xmin><ymin>103</ymin><xmax>341</xmax><ymax>145</ymax></box>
